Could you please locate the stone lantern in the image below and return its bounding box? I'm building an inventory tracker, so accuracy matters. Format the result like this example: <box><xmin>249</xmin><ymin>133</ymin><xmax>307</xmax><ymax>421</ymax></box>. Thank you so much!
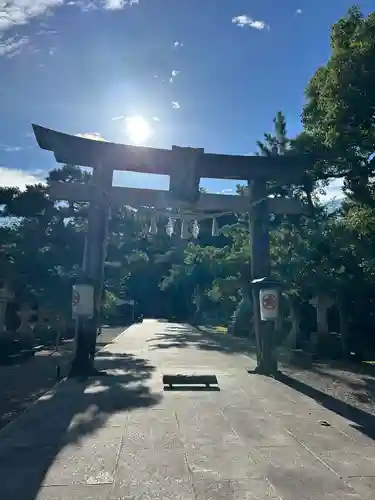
<box><xmin>309</xmin><ymin>293</ymin><xmax>334</xmax><ymax>354</ymax></box>
<box><xmin>309</xmin><ymin>294</ymin><xmax>334</xmax><ymax>336</ymax></box>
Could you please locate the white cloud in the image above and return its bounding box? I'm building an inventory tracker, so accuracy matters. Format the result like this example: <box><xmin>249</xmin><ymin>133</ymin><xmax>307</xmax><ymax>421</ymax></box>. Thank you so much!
<box><xmin>102</xmin><ymin>0</ymin><xmax>138</xmax><ymax>9</ymax></box>
<box><xmin>173</xmin><ymin>40</ymin><xmax>183</xmax><ymax>48</ymax></box>
<box><xmin>0</xmin><ymin>0</ymin><xmax>64</xmax><ymax>32</ymax></box>
<box><xmin>0</xmin><ymin>35</ymin><xmax>29</xmax><ymax>58</ymax></box>
<box><xmin>295</xmin><ymin>8</ymin><xmax>302</xmax><ymax>15</ymax></box>
<box><xmin>0</xmin><ymin>143</ymin><xmax>22</xmax><ymax>152</ymax></box>
<box><xmin>35</xmin><ymin>27</ymin><xmax>58</xmax><ymax>36</ymax></box>
<box><xmin>169</xmin><ymin>69</ymin><xmax>180</xmax><ymax>83</ymax></box>
<box><xmin>232</xmin><ymin>15</ymin><xmax>269</xmax><ymax>30</ymax></box>
<box><xmin>153</xmin><ymin>74</ymin><xmax>167</xmax><ymax>84</ymax></box>
<box><xmin>67</xmin><ymin>0</ymin><xmax>98</xmax><ymax>11</ymax></box>
<box><xmin>320</xmin><ymin>178</ymin><xmax>344</xmax><ymax>203</ymax></box>
<box><xmin>152</xmin><ymin>117</ymin><xmax>160</xmax><ymax>122</ymax></box>
<box><xmin>103</xmin><ymin>0</ymin><xmax>125</xmax><ymax>8</ymax></box>
<box><xmin>112</xmin><ymin>115</ymin><xmax>125</xmax><ymax>121</ymax></box>
<box><xmin>0</xmin><ymin>167</ymin><xmax>45</xmax><ymax>189</ymax></box>
<box><xmin>171</xmin><ymin>101</ymin><xmax>180</xmax><ymax>109</ymax></box>
<box><xmin>75</xmin><ymin>132</ymin><xmax>108</xmax><ymax>141</ymax></box>
<box><xmin>0</xmin><ymin>0</ymin><xmax>140</xmax><ymax>32</ymax></box>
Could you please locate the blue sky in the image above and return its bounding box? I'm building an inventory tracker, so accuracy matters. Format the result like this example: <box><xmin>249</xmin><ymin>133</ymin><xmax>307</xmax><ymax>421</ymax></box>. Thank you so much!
<box><xmin>0</xmin><ymin>0</ymin><xmax>373</xmax><ymax>199</ymax></box>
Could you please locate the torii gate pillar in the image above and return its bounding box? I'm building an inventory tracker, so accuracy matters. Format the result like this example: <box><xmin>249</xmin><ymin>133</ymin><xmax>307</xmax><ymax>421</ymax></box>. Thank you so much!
<box><xmin>70</xmin><ymin>164</ymin><xmax>113</xmax><ymax>376</ymax></box>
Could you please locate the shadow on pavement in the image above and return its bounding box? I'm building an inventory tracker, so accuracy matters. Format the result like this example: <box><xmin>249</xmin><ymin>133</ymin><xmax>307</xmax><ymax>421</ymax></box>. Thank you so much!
<box><xmin>275</xmin><ymin>371</ymin><xmax>375</xmax><ymax>442</ymax></box>
<box><xmin>0</xmin><ymin>352</ymin><xmax>161</xmax><ymax>500</ymax></box>
<box><xmin>148</xmin><ymin>323</ymin><xmax>257</xmax><ymax>357</ymax></box>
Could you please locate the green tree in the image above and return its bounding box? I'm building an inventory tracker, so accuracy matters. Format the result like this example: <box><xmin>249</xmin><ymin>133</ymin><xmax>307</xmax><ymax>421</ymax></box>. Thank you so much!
<box><xmin>303</xmin><ymin>6</ymin><xmax>375</xmax><ymax>205</ymax></box>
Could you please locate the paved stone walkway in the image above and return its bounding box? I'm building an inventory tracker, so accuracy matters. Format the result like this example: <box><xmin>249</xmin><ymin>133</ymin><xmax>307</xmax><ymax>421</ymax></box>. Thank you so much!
<box><xmin>1</xmin><ymin>320</ymin><xmax>375</xmax><ymax>499</ymax></box>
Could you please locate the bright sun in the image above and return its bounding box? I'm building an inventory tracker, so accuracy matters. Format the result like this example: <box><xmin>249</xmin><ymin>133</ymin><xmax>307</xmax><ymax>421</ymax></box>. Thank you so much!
<box><xmin>125</xmin><ymin>116</ymin><xmax>152</xmax><ymax>145</ymax></box>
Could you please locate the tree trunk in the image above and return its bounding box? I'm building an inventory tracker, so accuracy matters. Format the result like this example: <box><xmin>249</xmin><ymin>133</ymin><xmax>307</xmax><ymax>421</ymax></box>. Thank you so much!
<box><xmin>336</xmin><ymin>294</ymin><xmax>349</xmax><ymax>357</ymax></box>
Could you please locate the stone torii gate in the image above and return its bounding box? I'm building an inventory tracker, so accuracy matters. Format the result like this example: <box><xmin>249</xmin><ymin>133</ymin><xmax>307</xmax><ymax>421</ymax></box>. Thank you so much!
<box><xmin>32</xmin><ymin>124</ymin><xmax>308</xmax><ymax>376</ymax></box>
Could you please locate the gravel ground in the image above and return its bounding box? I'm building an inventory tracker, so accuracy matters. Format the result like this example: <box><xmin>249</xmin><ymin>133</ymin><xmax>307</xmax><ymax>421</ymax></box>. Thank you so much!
<box><xmin>0</xmin><ymin>326</ymin><xmax>127</xmax><ymax>431</ymax></box>
<box><xmin>281</xmin><ymin>360</ymin><xmax>375</xmax><ymax>417</ymax></box>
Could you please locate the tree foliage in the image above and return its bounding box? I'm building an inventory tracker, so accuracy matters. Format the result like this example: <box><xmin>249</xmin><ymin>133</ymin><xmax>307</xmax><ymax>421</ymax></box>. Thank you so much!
<box><xmin>303</xmin><ymin>6</ymin><xmax>375</xmax><ymax>205</ymax></box>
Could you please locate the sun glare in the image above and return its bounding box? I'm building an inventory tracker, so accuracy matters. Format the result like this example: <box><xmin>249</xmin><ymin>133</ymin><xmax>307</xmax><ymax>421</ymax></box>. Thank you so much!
<box><xmin>125</xmin><ymin>116</ymin><xmax>152</xmax><ymax>145</ymax></box>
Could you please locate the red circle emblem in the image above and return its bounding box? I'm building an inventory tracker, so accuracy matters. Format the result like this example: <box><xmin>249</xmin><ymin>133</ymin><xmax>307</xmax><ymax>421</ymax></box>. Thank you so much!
<box><xmin>262</xmin><ymin>293</ymin><xmax>276</xmax><ymax>310</ymax></box>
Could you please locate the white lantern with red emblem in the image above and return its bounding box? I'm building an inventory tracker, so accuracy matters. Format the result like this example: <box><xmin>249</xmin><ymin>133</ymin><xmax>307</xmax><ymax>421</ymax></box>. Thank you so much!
<box><xmin>259</xmin><ymin>288</ymin><xmax>279</xmax><ymax>321</ymax></box>
<box><xmin>72</xmin><ymin>284</ymin><xmax>94</xmax><ymax>319</ymax></box>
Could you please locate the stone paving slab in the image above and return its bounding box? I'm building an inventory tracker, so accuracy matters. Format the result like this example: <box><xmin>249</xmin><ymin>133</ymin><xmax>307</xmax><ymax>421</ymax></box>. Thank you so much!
<box><xmin>192</xmin><ymin>478</ymin><xmax>280</xmax><ymax>500</ymax></box>
<box><xmin>36</xmin><ymin>484</ymin><xmax>112</xmax><ymax>500</ymax></box>
<box><xmin>346</xmin><ymin>477</ymin><xmax>375</xmax><ymax>500</ymax></box>
<box><xmin>43</xmin><ymin>434</ymin><xmax>121</xmax><ymax>486</ymax></box>
<box><xmin>2</xmin><ymin>320</ymin><xmax>375</xmax><ymax>500</ymax></box>
<box><xmin>111</xmin><ymin>474</ymin><xmax>194</xmax><ymax>500</ymax></box>
<box><xmin>318</xmin><ymin>448</ymin><xmax>375</xmax><ymax>479</ymax></box>
<box><xmin>255</xmin><ymin>447</ymin><xmax>361</xmax><ymax>500</ymax></box>
<box><xmin>284</xmin><ymin>420</ymin><xmax>363</xmax><ymax>453</ymax></box>
<box><xmin>221</xmin><ymin>406</ymin><xmax>297</xmax><ymax>448</ymax></box>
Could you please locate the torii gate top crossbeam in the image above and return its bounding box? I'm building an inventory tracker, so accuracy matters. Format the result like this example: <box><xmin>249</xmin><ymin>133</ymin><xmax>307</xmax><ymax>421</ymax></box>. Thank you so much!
<box><xmin>32</xmin><ymin>124</ymin><xmax>307</xmax><ymax>183</ymax></box>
